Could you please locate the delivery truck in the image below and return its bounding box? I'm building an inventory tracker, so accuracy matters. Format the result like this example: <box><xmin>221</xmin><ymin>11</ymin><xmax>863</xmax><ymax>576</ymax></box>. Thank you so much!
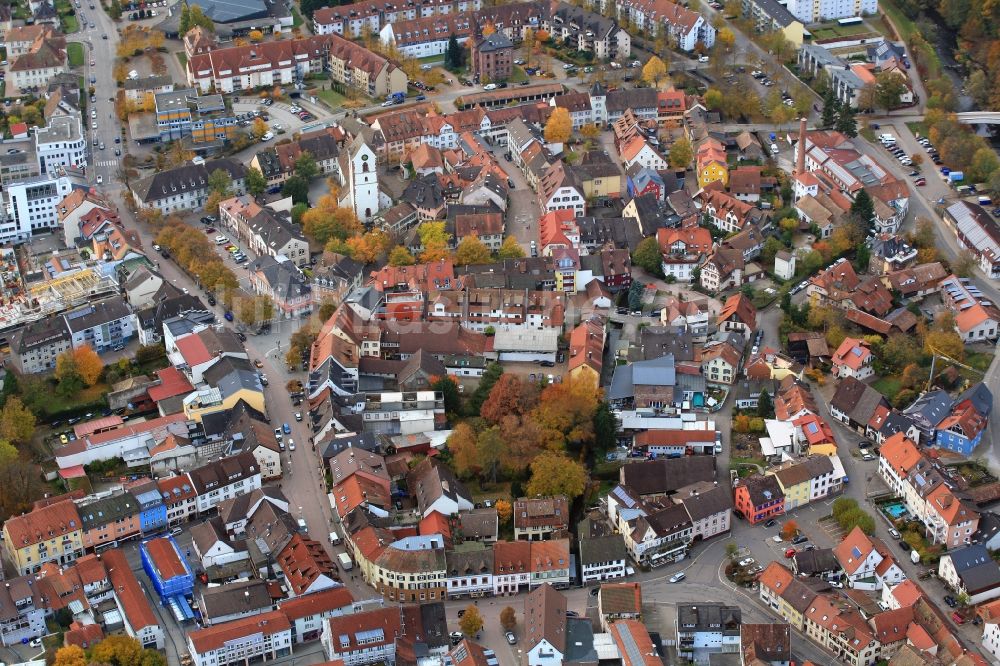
<box><xmin>338</xmin><ymin>552</ymin><xmax>354</xmax><ymax>571</ymax></box>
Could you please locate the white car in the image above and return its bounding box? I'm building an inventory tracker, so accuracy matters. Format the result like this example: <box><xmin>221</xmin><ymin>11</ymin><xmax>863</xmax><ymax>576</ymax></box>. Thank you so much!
<box><xmin>483</xmin><ymin>83</ymin><xmax>498</xmax><ymax>91</ymax></box>
<box><xmin>381</xmin><ymin>99</ymin><xmax>395</xmax><ymax>106</ymax></box>
<box><xmin>738</xmin><ymin>558</ymin><xmax>755</xmax><ymax>567</ymax></box>
<box><xmin>261</xmin><ymin>131</ymin><xmax>274</xmax><ymax>141</ymax></box>
<box><xmin>698</xmin><ymin>55</ymin><xmax>709</xmax><ymax>63</ymax></box>
<box><xmin>288</xmin><ymin>439</ymin><xmax>296</xmax><ymax>451</ymax></box>
<box><xmin>669</xmin><ymin>572</ymin><xmax>686</xmax><ymax>583</ymax></box>
<box><xmin>96</xmin><ymin>175</ymin><xmax>103</xmax><ymax>184</ymax></box>
<box><xmin>772</xmin><ymin>534</ymin><xmax>784</xmax><ymax>542</ymax></box>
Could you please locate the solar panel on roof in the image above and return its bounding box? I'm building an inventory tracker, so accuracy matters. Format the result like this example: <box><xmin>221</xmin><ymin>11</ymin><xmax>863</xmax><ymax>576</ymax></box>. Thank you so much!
<box><xmin>807</xmin><ymin>423</ymin><xmax>818</xmax><ymax>434</ymax></box>
<box><xmin>851</xmin><ymin>546</ymin><xmax>862</xmax><ymax>559</ymax></box>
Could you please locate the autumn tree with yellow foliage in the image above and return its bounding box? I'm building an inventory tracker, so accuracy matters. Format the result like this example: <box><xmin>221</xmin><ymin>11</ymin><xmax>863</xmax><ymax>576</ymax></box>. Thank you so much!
<box><xmin>544</xmin><ymin>107</ymin><xmax>572</xmax><ymax>144</ymax></box>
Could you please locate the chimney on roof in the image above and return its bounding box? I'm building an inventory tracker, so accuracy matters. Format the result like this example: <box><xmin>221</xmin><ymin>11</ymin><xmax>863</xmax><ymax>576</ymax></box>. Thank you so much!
<box><xmin>796</xmin><ymin>117</ymin><xmax>807</xmax><ymax>176</ymax></box>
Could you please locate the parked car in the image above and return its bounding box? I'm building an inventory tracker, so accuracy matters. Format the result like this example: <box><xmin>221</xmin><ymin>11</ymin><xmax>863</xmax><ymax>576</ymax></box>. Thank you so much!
<box><xmin>669</xmin><ymin>572</ymin><xmax>686</xmax><ymax>583</ymax></box>
<box><xmin>764</xmin><ymin>518</ymin><xmax>778</xmax><ymax>528</ymax></box>
<box><xmin>791</xmin><ymin>535</ymin><xmax>808</xmax><ymax>544</ymax></box>
<box><xmin>505</xmin><ymin>632</ymin><xmax>517</xmax><ymax>645</ymax></box>
<box><xmin>944</xmin><ymin>595</ymin><xmax>957</xmax><ymax>608</ymax></box>
<box><xmin>784</xmin><ymin>548</ymin><xmax>796</xmax><ymax>558</ymax></box>
<box><xmin>898</xmin><ymin>540</ymin><xmax>913</xmax><ymax>552</ymax></box>
<box><xmin>888</xmin><ymin>528</ymin><xmax>901</xmax><ymax>539</ymax></box>
<box><xmin>952</xmin><ymin>611</ymin><xmax>965</xmax><ymax>624</ymax></box>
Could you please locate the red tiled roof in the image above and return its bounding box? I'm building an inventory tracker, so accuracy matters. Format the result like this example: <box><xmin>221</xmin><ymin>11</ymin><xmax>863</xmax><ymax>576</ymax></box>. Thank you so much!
<box><xmin>73</xmin><ymin>415</ymin><xmax>124</xmax><ymax>439</ymax></box>
<box><xmin>189</xmin><ymin>610</ymin><xmax>291</xmax><ymax>653</ymax></box>
<box><xmin>278</xmin><ymin>586</ymin><xmax>354</xmax><ymax>621</ymax></box>
<box><xmin>149</xmin><ymin>366</ymin><xmax>195</xmax><ymax>402</ymax></box>
<box><xmin>4</xmin><ymin>499</ymin><xmax>82</xmax><ymax>547</ymax></box>
<box><xmin>176</xmin><ymin>334</ymin><xmax>213</xmax><ymax>366</ymax></box>
<box><xmin>103</xmin><ymin>549</ymin><xmax>159</xmax><ymax>630</ymax></box>
<box><xmin>144</xmin><ymin>537</ymin><xmax>188</xmax><ymax>580</ymax></box>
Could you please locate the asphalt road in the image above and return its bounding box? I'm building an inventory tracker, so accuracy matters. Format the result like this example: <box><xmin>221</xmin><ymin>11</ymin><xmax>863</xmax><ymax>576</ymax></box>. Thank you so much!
<box><xmin>78</xmin><ymin>1</ymin><xmax>122</xmax><ymax>187</ymax></box>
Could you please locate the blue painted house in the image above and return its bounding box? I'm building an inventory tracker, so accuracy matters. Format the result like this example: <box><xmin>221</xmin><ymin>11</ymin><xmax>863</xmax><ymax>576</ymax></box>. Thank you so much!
<box><xmin>935</xmin><ymin>383</ymin><xmax>992</xmax><ymax>456</ymax></box>
<box><xmin>132</xmin><ymin>479</ymin><xmax>167</xmax><ymax>535</ymax></box>
<box><xmin>140</xmin><ymin>536</ymin><xmax>196</xmax><ymax>621</ymax></box>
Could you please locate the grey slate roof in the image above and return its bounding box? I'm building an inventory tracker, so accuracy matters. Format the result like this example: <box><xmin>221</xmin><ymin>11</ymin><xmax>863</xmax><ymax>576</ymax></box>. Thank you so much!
<box><xmin>203</xmin><ymin>357</ymin><xmax>263</xmax><ymax>399</ymax></box>
<box><xmin>132</xmin><ymin>159</ymin><xmax>246</xmax><ymax>204</ymax></box>
<box><xmin>948</xmin><ymin>545</ymin><xmax>1000</xmax><ymax>594</ymax></box>
<box><xmin>199</xmin><ymin>579</ymin><xmax>271</xmax><ymax>620</ymax></box>
<box><xmin>677</xmin><ymin>484</ymin><xmax>732</xmax><ymax>522</ymax></box>
<box><xmin>63</xmin><ymin>296</ymin><xmax>132</xmax><ymax>333</ymax></box>
<box><xmin>903</xmin><ymin>389</ymin><xmax>953</xmax><ymax>430</ymax></box>
<box><xmin>578</xmin><ymin>533</ymin><xmax>626</xmax><ymax>565</ymax></box>
<box><xmin>959</xmin><ymin>383</ymin><xmax>993</xmax><ymax>417</ymax></box>
<box><xmin>607</xmin><ymin>354</ymin><xmax>676</xmax><ymax>401</ymax></box>
<box><xmin>249</xmin><ymin>255</ymin><xmax>310</xmax><ymax>302</ymax></box>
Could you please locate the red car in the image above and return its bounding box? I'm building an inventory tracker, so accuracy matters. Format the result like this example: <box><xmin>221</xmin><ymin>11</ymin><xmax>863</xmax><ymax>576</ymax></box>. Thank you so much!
<box><xmin>784</xmin><ymin>548</ymin><xmax>796</xmax><ymax>558</ymax></box>
<box><xmin>952</xmin><ymin>612</ymin><xmax>965</xmax><ymax>624</ymax></box>
<box><xmin>915</xmin><ymin>178</ymin><xmax>926</xmax><ymax>186</ymax></box>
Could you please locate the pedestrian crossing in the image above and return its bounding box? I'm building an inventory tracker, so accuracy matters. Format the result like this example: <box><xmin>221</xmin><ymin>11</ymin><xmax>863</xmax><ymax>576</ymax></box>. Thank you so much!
<box><xmin>94</xmin><ymin>160</ymin><xmax>119</xmax><ymax>168</ymax></box>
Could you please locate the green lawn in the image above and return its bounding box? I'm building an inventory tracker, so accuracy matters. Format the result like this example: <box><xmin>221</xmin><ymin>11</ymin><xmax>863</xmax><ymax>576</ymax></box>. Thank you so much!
<box><xmin>810</xmin><ymin>22</ymin><xmax>875</xmax><ymax>40</ymax></box>
<box><xmin>872</xmin><ymin>376</ymin><xmax>903</xmax><ymax>401</ymax></box>
<box><xmin>879</xmin><ymin>0</ymin><xmax>915</xmax><ymax>41</ymax></box>
<box><xmin>906</xmin><ymin>121</ymin><xmax>929</xmax><ymax>138</ymax></box>
<box><xmin>417</xmin><ymin>54</ymin><xmax>445</xmax><ymax>65</ymax></box>
<box><xmin>61</xmin><ymin>13</ymin><xmax>79</xmax><ymax>33</ymax></box>
<box><xmin>315</xmin><ymin>87</ymin><xmax>346</xmax><ymax>109</ymax></box>
<box><xmin>290</xmin><ymin>5</ymin><xmax>304</xmax><ymax>27</ymax></box>
<box><xmin>509</xmin><ymin>65</ymin><xmax>529</xmax><ymax>84</ymax></box>
<box><xmin>67</xmin><ymin>42</ymin><xmax>85</xmax><ymax>67</ymax></box>
<box><xmin>175</xmin><ymin>51</ymin><xmax>188</xmax><ymax>69</ymax></box>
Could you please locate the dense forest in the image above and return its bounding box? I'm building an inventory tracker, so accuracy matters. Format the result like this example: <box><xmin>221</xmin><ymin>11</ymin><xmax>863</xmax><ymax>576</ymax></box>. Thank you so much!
<box><xmin>894</xmin><ymin>0</ymin><xmax>1000</xmax><ymax>110</ymax></box>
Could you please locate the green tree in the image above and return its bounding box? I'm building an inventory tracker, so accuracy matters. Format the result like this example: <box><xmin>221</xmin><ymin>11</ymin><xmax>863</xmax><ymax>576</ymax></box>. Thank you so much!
<box><xmin>467</xmin><ymin>362</ymin><xmax>503</xmax><ymax>416</ymax></box>
<box><xmin>632</xmin><ymin>236</ymin><xmax>664</xmax><ymax>277</ymax></box>
<box><xmin>834</xmin><ymin>103</ymin><xmax>857</xmax><ymax>137</ymax></box>
<box><xmin>668</xmin><ymin>137</ymin><xmax>693</xmax><ymax>170</ymax></box>
<box><xmin>874</xmin><ymin>72</ymin><xmax>907</xmax><ymax>111</ymax></box>
<box><xmin>294</xmin><ymin>152</ymin><xmax>319</xmax><ymax>181</ymax></box>
<box><xmin>969</xmin><ymin>148</ymin><xmax>1000</xmax><ymax>184</ymax></box>
<box><xmin>188</xmin><ymin>5</ymin><xmax>214</xmax><ymax>30</ymax></box>
<box><xmin>455</xmin><ymin>236</ymin><xmax>492</xmax><ymax>265</ymax></box>
<box><xmin>476</xmin><ymin>426</ymin><xmax>504</xmax><ymax>483</ymax></box>
<box><xmin>109</xmin><ymin>0</ymin><xmax>122</xmax><ymax>19</ymax></box>
<box><xmin>850</xmin><ymin>189</ymin><xmax>875</xmax><ymax>234</ymax></box>
<box><xmin>0</xmin><ymin>397</ymin><xmax>36</xmax><ymax>444</ymax></box>
<box><xmin>388</xmin><ymin>245</ymin><xmax>416</xmax><ymax>266</ymax></box>
<box><xmin>757</xmin><ymin>390</ymin><xmax>774</xmax><ymax>418</ymax></box>
<box><xmin>497</xmin><ymin>235</ymin><xmax>525</xmax><ymax>259</ymax></box>
<box><xmin>593</xmin><ymin>401</ymin><xmax>618</xmax><ymax>455</ymax></box>
<box><xmin>704</xmin><ymin>88</ymin><xmax>723</xmax><ymax>110</ymax></box>
<box><xmin>820</xmin><ymin>90</ymin><xmax>838</xmax><ymax>129</ymax></box>
<box><xmin>446</xmin><ymin>33</ymin><xmax>464</xmax><ymax>69</ymax></box>
<box><xmin>431</xmin><ymin>375</ymin><xmax>462</xmax><ymax>416</ymax></box>
<box><xmin>281</xmin><ymin>175</ymin><xmax>309</xmax><ymax>205</ymax></box>
<box><xmin>526</xmin><ymin>452</ymin><xmax>588</xmax><ymax>499</ymax></box>
<box><xmin>627</xmin><ymin>279</ymin><xmax>644</xmax><ymax>311</ymax></box>
<box><xmin>417</xmin><ymin>221</ymin><xmax>453</xmax><ymax>262</ymax></box>
<box><xmin>244</xmin><ymin>166</ymin><xmax>266</xmax><ymax>198</ymax></box>
<box><xmin>178</xmin><ymin>2</ymin><xmax>191</xmax><ymax>33</ymax></box>
<box><xmin>207</xmin><ymin>168</ymin><xmax>232</xmax><ymax>195</ymax></box>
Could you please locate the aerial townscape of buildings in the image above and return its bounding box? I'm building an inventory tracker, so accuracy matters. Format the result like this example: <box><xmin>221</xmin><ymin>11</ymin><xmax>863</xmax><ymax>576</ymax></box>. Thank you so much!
<box><xmin>2</xmin><ymin>0</ymin><xmax>1000</xmax><ymax>663</ymax></box>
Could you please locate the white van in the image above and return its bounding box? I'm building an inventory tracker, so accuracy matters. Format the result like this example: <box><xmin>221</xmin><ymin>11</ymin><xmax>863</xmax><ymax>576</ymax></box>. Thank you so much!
<box><xmin>215</xmin><ymin>235</ymin><xmax>229</xmax><ymax>245</ymax></box>
<box><xmin>338</xmin><ymin>552</ymin><xmax>354</xmax><ymax>571</ymax></box>
<box><xmin>329</xmin><ymin>531</ymin><xmax>341</xmax><ymax>545</ymax></box>
<box><xmin>769</xmin><ymin>143</ymin><xmax>779</xmax><ymax>155</ymax></box>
